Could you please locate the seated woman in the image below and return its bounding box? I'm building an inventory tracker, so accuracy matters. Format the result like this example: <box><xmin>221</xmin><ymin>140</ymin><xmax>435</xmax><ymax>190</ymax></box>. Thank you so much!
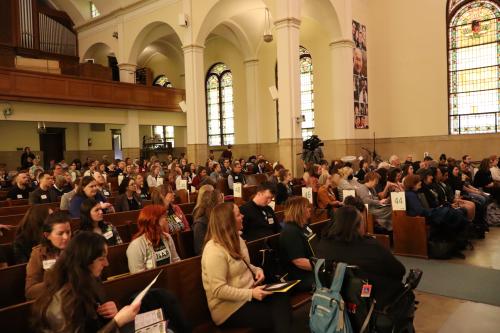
<box><xmin>25</xmin><ymin>211</ymin><xmax>72</xmax><ymax>300</ymax></box>
<box><xmin>337</xmin><ymin>166</ymin><xmax>361</xmax><ymax>201</ymax></box>
<box><xmin>80</xmin><ymin>198</ymin><xmax>123</xmax><ymax>246</ymax></box>
<box><xmin>191</xmin><ymin>166</ymin><xmax>209</xmax><ymax>190</ymax></box>
<box><xmin>386</xmin><ymin>167</ymin><xmax>405</xmax><ymax>193</ymax></box>
<box><xmin>356</xmin><ymin>171</ymin><xmax>393</xmax><ymax>231</ymax></box>
<box><xmin>69</xmin><ymin>176</ymin><xmax>113</xmax><ymax>218</ymax></box>
<box><xmin>192</xmin><ymin>189</ymin><xmax>223</xmax><ymax>255</ymax></box>
<box><xmin>447</xmin><ymin>165</ymin><xmax>488</xmax><ymax>206</ymax></box>
<box><xmin>13</xmin><ymin>205</ymin><xmax>52</xmax><ymax>264</ymax></box>
<box><xmin>202</xmin><ymin>202</ymin><xmax>292</xmax><ymax>332</ymax></box>
<box><xmin>115</xmin><ymin>177</ymin><xmax>143</xmax><ymax>212</ymax></box>
<box><xmin>150</xmin><ymin>185</ymin><xmax>190</xmax><ymax>233</ymax></box>
<box><xmin>474</xmin><ymin>158</ymin><xmax>498</xmax><ymax>195</ymax></box>
<box><xmin>126</xmin><ymin>205</ymin><xmax>180</xmax><ymax>273</ymax></box>
<box><xmin>279</xmin><ymin>196</ymin><xmax>314</xmax><ymax>292</ymax></box>
<box><xmin>317</xmin><ymin>173</ymin><xmax>343</xmax><ymax>218</ymax></box>
<box><xmin>31</xmin><ymin>231</ymin><xmax>140</xmax><ymax>332</ymax></box>
<box><xmin>316</xmin><ymin>206</ymin><xmax>406</xmax><ymax>310</ymax></box>
<box><xmin>275</xmin><ymin>168</ymin><xmax>293</xmax><ymax>205</ymax></box>
<box><xmin>134</xmin><ymin>173</ymin><xmax>150</xmax><ymax>200</ymax></box>
<box><xmin>404</xmin><ymin>174</ymin><xmax>468</xmax><ymax>258</ymax></box>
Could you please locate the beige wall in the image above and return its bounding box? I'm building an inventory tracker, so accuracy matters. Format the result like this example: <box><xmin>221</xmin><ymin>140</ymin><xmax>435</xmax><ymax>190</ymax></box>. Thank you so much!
<box><xmin>367</xmin><ymin>0</ymin><xmax>449</xmax><ymax>138</ymax></box>
<box><xmin>143</xmin><ymin>53</ymin><xmax>185</xmax><ymax>89</ymax></box>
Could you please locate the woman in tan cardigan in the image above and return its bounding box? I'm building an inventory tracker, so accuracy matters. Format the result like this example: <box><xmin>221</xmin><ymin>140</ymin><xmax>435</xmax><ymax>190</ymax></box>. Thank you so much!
<box><xmin>201</xmin><ymin>202</ymin><xmax>292</xmax><ymax>332</ymax></box>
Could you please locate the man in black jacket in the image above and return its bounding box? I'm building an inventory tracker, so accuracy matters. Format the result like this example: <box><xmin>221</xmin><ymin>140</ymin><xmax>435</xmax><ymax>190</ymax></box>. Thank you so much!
<box><xmin>240</xmin><ymin>182</ymin><xmax>281</xmax><ymax>241</ymax></box>
<box><xmin>29</xmin><ymin>172</ymin><xmax>57</xmax><ymax>204</ymax></box>
<box><xmin>7</xmin><ymin>172</ymin><xmax>33</xmax><ymax>200</ymax></box>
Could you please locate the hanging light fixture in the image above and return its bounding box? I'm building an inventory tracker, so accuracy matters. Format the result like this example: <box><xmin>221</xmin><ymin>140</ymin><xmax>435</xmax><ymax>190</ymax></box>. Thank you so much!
<box><xmin>263</xmin><ymin>8</ymin><xmax>273</xmax><ymax>43</ymax></box>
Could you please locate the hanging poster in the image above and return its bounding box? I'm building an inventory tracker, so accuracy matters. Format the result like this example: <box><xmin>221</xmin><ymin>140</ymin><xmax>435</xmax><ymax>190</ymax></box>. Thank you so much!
<box><xmin>353</xmin><ymin>20</ymin><xmax>368</xmax><ymax>129</ymax></box>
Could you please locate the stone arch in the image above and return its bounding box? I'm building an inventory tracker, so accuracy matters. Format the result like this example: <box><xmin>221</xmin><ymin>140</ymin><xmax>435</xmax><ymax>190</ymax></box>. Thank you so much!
<box><xmin>81</xmin><ymin>42</ymin><xmax>116</xmax><ymax>66</ymax></box>
<box><xmin>127</xmin><ymin>21</ymin><xmax>182</xmax><ymax>65</ymax></box>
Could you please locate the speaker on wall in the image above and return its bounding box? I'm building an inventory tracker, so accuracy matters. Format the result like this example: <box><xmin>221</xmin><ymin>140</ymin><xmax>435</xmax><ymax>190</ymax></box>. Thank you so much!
<box><xmin>269</xmin><ymin>86</ymin><xmax>278</xmax><ymax>101</ymax></box>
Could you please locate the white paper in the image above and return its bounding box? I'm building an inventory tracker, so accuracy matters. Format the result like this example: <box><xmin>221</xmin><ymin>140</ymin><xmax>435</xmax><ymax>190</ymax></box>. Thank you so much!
<box><xmin>190</xmin><ymin>186</ymin><xmax>196</xmax><ymax>193</ymax></box>
<box><xmin>302</xmin><ymin>187</ymin><xmax>313</xmax><ymax>204</ymax></box>
<box><xmin>178</xmin><ymin>180</ymin><xmax>188</xmax><ymax>191</ymax></box>
<box><xmin>17</xmin><ymin>194</ymin><xmax>23</xmax><ymax>199</ymax></box>
<box><xmin>118</xmin><ymin>174</ymin><xmax>124</xmax><ymax>186</ymax></box>
<box><xmin>157</xmin><ymin>178</ymin><xmax>164</xmax><ymax>186</ymax></box>
<box><xmin>342</xmin><ymin>190</ymin><xmax>356</xmax><ymax>202</ymax></box>
<box><xmin>233</xmin><ymin>183</ymin><xmax>242</xmax><ymax>198</ymax></box>
<box><xmin>132</xmin><ymin>271</ymin><xmax>162</xmax><ymax>306</ymax></box>
<box><xmin>42</xmin><ymin>259</ymin><xmax>56</xmax><ymax>270</ymax></box>
<box><xmin>455</xmin><ymin>190</ymin><xmax>461</xmax><ymax>199</ymax></box>
<box><xmin>135</xmin><ymin>321</ymin><xmax>167</xmax><ymax>333</ymax></box>
<box><xmin>390</xmin><ymin>192</ymin><xmax>406</xmax><ymax>211</ymax></box>
<box><xmin>135</xmin><ymin>308</ymin><xmax>164</xmax><ymax>331</ymax></box>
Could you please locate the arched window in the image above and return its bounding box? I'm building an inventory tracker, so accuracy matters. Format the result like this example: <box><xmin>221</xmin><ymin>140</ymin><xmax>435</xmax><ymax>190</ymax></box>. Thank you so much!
<box><xmin>300</xmin><ymin>46</ymin><xmax>315</xmax><ymax>139</ymax></box>
<box><xmin>153</xmin><ymin>75</ymin><xmax>173</xmax><ymax>88</ymax></box>
<box><xmin>206</xmin><ymin>63</ymin><xmax>234</xmax><ymax>146</ymax></box>
<box><xmin>448</xmin><ymin>0</ymin><xmax>500</xmax><ymax>134</ymax></box>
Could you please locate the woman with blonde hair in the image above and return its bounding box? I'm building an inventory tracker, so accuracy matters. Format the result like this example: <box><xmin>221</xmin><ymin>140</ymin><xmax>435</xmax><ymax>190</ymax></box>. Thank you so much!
<box><xmin>279</xmin><ymin>196</ymin><xmax>314</xmax><ymax>291</ymax></box>
<box><xmin>317</xmin><ymin>173</ymin><xmax>343</xmax><ymax>218</ymax></box>
<box><xmin>192</xmin><ymin>189</ymin><xmax>223</xmax><ymax>255</ymax></box>
<box><xmin>202</xmin><ymin>202</ymin><xmax>292</xmax><ymax>332</ymax></box>
<box><xmin>337</xmin><ymin>166</ymin><xmax>361</xmax><ymax>201</ymax></box>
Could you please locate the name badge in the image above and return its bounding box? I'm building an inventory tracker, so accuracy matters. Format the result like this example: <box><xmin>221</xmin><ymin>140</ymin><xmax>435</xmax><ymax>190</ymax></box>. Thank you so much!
<box><xmin>155</xmin><ymin>248</ymin><xmax>169</xmax><ymax>261</ymax></box>
<box><xmin>173</xmin><ymin>215</ymin><xmax>182</xmax><ymax>223</ymax></box>
<box><xmin>267</xmin><ymin>218</ymin><xmax>275</xmax><ymax>225</ymax></box>
<box><xmin>103</xmin><ymin>230</ymin><xmax>114</xmax><ymax>239</ymax></box>
<box><xmin>17</xmin><ymin>194</ymin><xmax>23</xmax><ymax>199</ymax></box>
<box><xmin>42</xmin><ymin>259</ymin><xmax>56</xmax><ymax>270</ymax></box>
<box><xmin>41</xmin><ymin>194</ymin><xmax>47</xmax><ymax>200</ymax></box>
<box><xmin>103</xmin><ymin>190</ymin><xmax>110</xmax><ymax>196</ymax></box>
<box><xmin>190</xmin><ymin>186</ymin><xmax>196</xmax><ymax>193</ymax></box>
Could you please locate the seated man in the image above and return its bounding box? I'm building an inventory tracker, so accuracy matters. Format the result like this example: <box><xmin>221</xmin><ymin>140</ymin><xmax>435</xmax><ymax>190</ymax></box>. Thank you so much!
<box><xmin>29</xmin><ymin>172</ymin><xmax>58</xmax><ymax>204</ymax></box>
<box><xmin>7</xmin><ymin>172</ymin><xmax>33</xmax><ymax>200</ymax></box>
<box><xmin>240</xmin><ymin>182</ymin><xmax>281</xmax><ymax>241</ymax></box>
<box><xmin>227</xmin><ymin>162</ymin><xmax>247</xmax><ymax>191</ymax></box>
<box><xmin>220</xmin><ymin>158</ymin><xmax>231</xmax><ymax>175</ymax></box>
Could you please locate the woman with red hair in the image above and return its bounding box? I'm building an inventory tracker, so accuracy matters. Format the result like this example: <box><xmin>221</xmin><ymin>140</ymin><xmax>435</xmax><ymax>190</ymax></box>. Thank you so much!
<box><xmin>126</xmin><ymin>205</ymin><xmax>180</xmax><ymax>273</ymax></box>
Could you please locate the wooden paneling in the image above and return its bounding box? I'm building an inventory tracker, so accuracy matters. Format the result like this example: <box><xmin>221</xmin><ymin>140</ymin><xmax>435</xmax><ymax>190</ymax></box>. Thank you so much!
<box><xmin>0</xmin><ymin>67</ymin><xmax>185</xmax><ymax>111</ymax></box>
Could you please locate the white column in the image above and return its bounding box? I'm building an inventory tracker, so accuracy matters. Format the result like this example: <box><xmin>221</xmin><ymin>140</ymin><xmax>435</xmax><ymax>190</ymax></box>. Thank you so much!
<box><xmin>121</xmin><ymin>110</ymin><xmax>140</xmax><ymax>158</ymax></box>
<box><xmin>118</xmin><ymin>63</ymin><xmax>137</xmax><ymax>83</ymax></box>
<box><xmin>244</xmin><ymin>59</ymin><xmax>260</xmax><ymax>144</ymax></box>
<box><xmin>330</xmin><ymin>39</ymin><xmax>355</xmax><ymax>140</ymax></box>
<box><xmin>275</xmin><ymin>0</ymin><xmax>302</xmax><ymax>175</ymax></box>
<box><xmin>183</xmin><ymin>44</ymin><xmax>207</xmax><ymax>163</ymax></box>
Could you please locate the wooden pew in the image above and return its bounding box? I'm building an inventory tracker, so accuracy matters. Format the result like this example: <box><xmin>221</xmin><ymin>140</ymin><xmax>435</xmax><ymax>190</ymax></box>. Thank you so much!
<box><xmin>102</xmin><ymin>243</ymin><xmax>130</xmax><ymax>280</ymax></box>
<box><xmin>0</xmin><ymin>301</ymin><xmax>33</xmax><ymax>333</ymax></box>
<box><xmin>0</xmin><ymin>263</ymin><xmax>27</xmax><ymax>308</ymax></box>
<box><xmin>392</xmin><ymin>211</ymin><xmax>428</xmax><ymax>258</ymax></box>
<box><xmin>0</xmin><ymin>214</ymin><xmax>26</xmax><ymax>226</ymax></box>
<box><xmin>0</xmin><ymin>202</ymin><xmax>60</xmax><ymax>217</ymax></box>
<box><xmin>0</xmin><ymin>199</ymin><xmax>29</xmax><ymax>207</ymax></box>
<box><xmin>0</xmin><ymin>243</ymin><xmax>14</xmax><ymax>265</ymax></box>
<box><xmin>0</xmin><ymin>225</ymin><xmax>17</xmax><ymax>244</ymax></box>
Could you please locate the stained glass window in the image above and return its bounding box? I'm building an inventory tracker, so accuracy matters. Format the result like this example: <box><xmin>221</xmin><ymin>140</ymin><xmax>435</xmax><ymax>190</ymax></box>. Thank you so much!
<box><xmin>300</xmin><ymin>46</ymin><xmax>315</xmax><ymax>139</ymax></box>
<box><xmin>153</xmin><ymin>125</ymin><xmax>175</xmax><ymax>147</ymax></box>
<box><xmin>90</xmin><ymin>2</ymin><xmax>100</xmax><ymax>18</ymax></box>
<box><xmin>153</xmin><ymin>75</ymin><xmax>173</xmax><ymax>88</ymax></box>
<box><xmin>206</xmin><ymin>63</ymin><xmax>234</xmax><ymax>146</ymax></box>
<box><xmin>448</xmin><ymin>1</ymin><xmax>500</xmax><ymax>134</ymax></box>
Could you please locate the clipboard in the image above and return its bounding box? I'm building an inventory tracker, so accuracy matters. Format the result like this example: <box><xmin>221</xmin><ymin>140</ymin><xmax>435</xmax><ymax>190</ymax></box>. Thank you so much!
<box><xmin>263</xmin><ymin>280</ymin><xmax>301</xmax><ymax>293</ymax></box>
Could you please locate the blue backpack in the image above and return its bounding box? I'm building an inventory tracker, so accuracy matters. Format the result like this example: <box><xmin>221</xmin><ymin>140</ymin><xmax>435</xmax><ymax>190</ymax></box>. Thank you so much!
<box><xmin>310</xmin><ymin>259</ymin><xmax>353</xmax><ymax>333</ymax></box>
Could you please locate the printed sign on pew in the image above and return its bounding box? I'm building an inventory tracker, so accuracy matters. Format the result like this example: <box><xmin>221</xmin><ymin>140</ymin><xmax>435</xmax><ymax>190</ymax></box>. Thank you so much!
<box><xmin>342</xmin><ymin>190</ymin><xmax>356</xmax><ymax>202</ymax></box>
<box><xmin>302</xmin><ymin>187</ymin><xmax>313</xmax><ymax>204</ymax></box>
<box><xmin>390</xmin><ymin>192</ymin><xmax>406</xmax><ymax>211</ymax></box>
<box><xmin>233</xmin><ymin>183</ymin><xmax>242</xmax><ymax>198</ymax></box>
<box><xmin>178</xmin><ymin>180</ymin><xmax>188</xmax><ymax>191</ymax></box>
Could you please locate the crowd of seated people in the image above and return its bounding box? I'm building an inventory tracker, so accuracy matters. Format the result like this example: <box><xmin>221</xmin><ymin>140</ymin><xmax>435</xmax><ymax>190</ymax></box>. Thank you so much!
<box><xmin>0</xmin><ymin>148</ymin><xmax>498</xmax><ymax>332</ymax></box>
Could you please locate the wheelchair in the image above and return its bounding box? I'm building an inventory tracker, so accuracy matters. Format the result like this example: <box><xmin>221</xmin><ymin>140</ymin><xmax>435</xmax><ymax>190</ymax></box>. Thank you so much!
<box><xmin>311</xmin><ymin>258</ymin><xmax>422</xmax><ymax>333</ymax></box>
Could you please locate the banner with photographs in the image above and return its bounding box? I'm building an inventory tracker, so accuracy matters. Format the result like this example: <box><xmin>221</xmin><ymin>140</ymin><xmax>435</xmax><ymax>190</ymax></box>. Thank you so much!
<box><xmin>353</xmin><ymin>20</ymin><xmax>368</xmax><ymax>129</ymax></box>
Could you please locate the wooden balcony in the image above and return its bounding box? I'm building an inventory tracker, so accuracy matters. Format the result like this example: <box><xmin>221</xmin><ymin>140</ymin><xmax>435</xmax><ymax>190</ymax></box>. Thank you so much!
<box><xmin>0</xmin><ymin>67</ymin><xmax>185</xmax><ymax>111</ymax></box>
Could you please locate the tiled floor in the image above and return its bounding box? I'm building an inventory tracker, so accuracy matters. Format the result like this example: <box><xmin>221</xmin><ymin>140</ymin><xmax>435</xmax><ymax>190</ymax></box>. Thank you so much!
<box><xmin>412</xmin><ymin>228</ymin><xmax>500</xmax><ymax>333</ymax></box>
